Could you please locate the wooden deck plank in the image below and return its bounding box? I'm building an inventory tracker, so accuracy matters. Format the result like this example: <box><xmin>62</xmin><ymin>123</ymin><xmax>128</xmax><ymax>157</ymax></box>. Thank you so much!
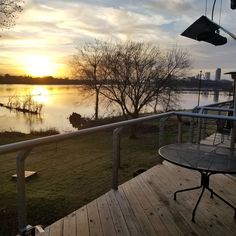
<box><xmin>48</xmin><ymin>219</ymin><xmax>63</xmax><ymax>236</ymax></box>
<box><xmin>148</xmin><ymin>164</ymin><xmax>228</xmax><ymax>235</ymax></box>
<box><xmin>136</xmin><ymin>173</ymin><xmax>197</xmax><ymax>236</ymax></box>
<box><xmin>113</xmin><ymin>187</ymin><xmax>146</xmax><ymax>235</ymax></box>
<box><xmin>76</xmin><ymin>206</ymin><xmax>89</xmax><ymax>236</ymax></box>
<box><xmin>121</xmin><ymin>183</ymin><xmax>157</xmax><ymax>236</ymax></box>
<box><xmin>143</xmin><ymin>165</ymin><xmax>211</xmax><ymax>235</ymax></box>
<box><xmin>200</xmin><ymin>133</ymin><xmax>230</xmax><ymax>147</ymax></box>
<box><xmin>105</xmin><ymin>191</ymin><xmax>130</xmax><ymax>236</ymax></box>
<box><xmin>126</xmin><ymin>178</ymin><xmax>171</xmax><ymax>235</ymax></box>
<box><xmin>87</xmin><ymin>200</ymin><xmax>103</xmax><ymax>236</ymax></box>
<box><xmin>210</xmin><ymin>174</ymin><xmax>236</xmax><ymax>205</ymax></box>
<box><xmin>96</xmin><ymin>195</ymin><xmax>116</xmax><ymax>236</ymax></box>
<box><xmin>45</xmin><ymin>158</ymin><xmax>236</xmax><ymax>236</ymax></box>
<box><xmin>63</xmin><ymin>211</ymin><xmax>76</xmax><ymax>236</ymax></box>
<box><xmin>36</xmin><ymin>224</ymin><xmax>50</xmax><ymax>236</ymax></box>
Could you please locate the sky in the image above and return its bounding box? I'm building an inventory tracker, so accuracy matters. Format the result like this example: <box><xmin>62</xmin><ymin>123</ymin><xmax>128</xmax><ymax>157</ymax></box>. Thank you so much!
<box><xmin>0</xmin><ymin>0</ymin><xmax>236</xmax><ymax>79</ymax></box>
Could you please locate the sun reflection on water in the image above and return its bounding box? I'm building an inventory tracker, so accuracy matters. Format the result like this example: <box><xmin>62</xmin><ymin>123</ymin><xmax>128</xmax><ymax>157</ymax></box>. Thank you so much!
<box><xmin>30</xmin><ymin>86</ymin><xmax>50</xmax><ymax>103</ymax></box>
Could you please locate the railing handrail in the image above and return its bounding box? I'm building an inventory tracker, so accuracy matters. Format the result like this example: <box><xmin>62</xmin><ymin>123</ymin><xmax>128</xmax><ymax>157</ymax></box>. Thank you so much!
<box><xmin>199</xmin><ymin>100</ymin><xmax>233</xmax><ymax>108</ymax></box>
<box><xmin>175</xmin><ymin>111</ymin><xmax>236</xmax><ymax>121</ymax></box>
<box><xmin>0</xmin><ymin>111</ymin><xmax>173</xmax><ymax>155</ymax></box>
<box><xmin>201</xmin><ymin>107</ymin><xmax>233</xmax><ymax>112</ymax></box>
<box><xmin>1</xmin><ymin>110</ymin><xmax>236</xmax><ymax>156</ymax></box>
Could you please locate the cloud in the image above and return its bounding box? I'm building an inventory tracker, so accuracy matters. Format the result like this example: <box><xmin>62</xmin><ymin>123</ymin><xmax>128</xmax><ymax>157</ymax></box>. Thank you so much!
<box><xmin>144</xmin><ymin>0</ymin><xmax>194</xmax><ymax>13</ymax></box>
<box><xmin>0</xmin><ymin>0</ymin><xmax>236</xmax><ymax>76</ymax></box>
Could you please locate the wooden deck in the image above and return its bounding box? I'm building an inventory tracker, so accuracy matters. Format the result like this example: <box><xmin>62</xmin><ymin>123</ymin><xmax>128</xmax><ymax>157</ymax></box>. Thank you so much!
<box><xmin>40</xmin><ymin>159</ymin><xmax>236</xmax><ymax>236</ymax></box>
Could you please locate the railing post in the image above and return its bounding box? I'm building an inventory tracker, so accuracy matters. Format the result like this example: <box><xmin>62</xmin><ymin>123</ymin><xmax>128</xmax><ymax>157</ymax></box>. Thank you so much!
<box><xmin>202</xmin><ymin>109</ymin><xmax>208</xmax><ymax>139</ymax></box>
<box><xmin>196</xmin><ymin>108</ymin><xmax>203</xmax><ymax>144</ymax></box>
<box><xmin>231</xmin><ymin>80</ymin><xmax>236</xmax><ymax>150</ymax></box>
<box><xmin>189</xmin><ymin>118</ymin><xmax>194</xmax><ymax>143</ymax></box>
<box><xmin>16</xmin><ymin>149</ymin><xmax>31</xmax><ymax>234</ymax></box>
<box><xmin>230</xmin><ymin>122</ymin><xmax>236</xmax><ymax>150</ymax></box>
<box><xmin>112</xmin><ymin>128</ymin><xmax>123</xmax><ymax>190</ymax></box>
<box><xmin>158</xmin><ymin>118</ymin><xmax>165</xmax><ymax>148</ymax></box>
<box><xmin>177</xmin><ymin>116</ymin><xmax>183</xmax><ymax>143</ymax></box>
<box><xmin>197</xmin><ymin>118</ymin><xmax>202</xmax><ymax>144</ymax></box>
<box><xmin>189</xmin><ymin>107</ymin><xmax>197</xmax><ymax>144</ymax></box>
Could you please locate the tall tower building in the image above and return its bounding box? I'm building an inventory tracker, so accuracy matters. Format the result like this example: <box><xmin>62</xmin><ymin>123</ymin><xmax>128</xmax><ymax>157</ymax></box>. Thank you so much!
<box><xmin>215</xmin><ymin>68</ymin><xmax>221</xmax><ymax>81</ymax></box>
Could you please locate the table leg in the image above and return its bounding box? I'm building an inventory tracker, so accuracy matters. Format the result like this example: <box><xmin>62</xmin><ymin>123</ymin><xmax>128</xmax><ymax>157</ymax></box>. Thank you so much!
<box><xmin>173</xmin><ymin>171</ymin><xmax>210</xmax><ymax>222</ymax></box>
<box><xmin>174</xmin><ymin>185</ymin><xmax>202</xmax><ymax>200</ymax></box>
<box><xmin>207</xmin><ymin>187</ymin><xmax>236</xmax><ymax>218</ymax></box>
<box><xmin>192</xmin><ymin>187</ymin><xmax>205</xmax><ymax>222</ymax></box>
<box><xmin>173</xmin><ymin>171</ymin><xmax>236</xmax><ymax>222</ymax></box>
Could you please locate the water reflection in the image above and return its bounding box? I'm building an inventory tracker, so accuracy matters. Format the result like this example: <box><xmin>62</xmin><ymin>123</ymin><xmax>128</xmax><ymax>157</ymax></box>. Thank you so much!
<box><xmin>201</xmin><ymin>91</ymin><xmax>209</xmax><ymax>98</ymax></box>
<box><xmin>213</xmin><ymin>90</ymin><xmax>219</xmax><ymax>103</ymax></box>
<box><xmin>0</xmin><ymin>85</ymin><xmax>233</xmax><ymax>133</ymax></box>
<box><xmin>31</xmin><ymin>86</ymin><xmax>50</xmax><ymax>103</ymax></box>
<box><xmin>22</xmin><ymin>113</ymin><xmax>43</xmax><ymax>130</ymax></box>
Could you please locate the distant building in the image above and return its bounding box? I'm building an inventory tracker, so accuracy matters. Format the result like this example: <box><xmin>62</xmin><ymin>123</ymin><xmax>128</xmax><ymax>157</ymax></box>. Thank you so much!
<box><xmin>215</xmin><ymin>68</ymin><xmax>221</xmax><ymax>81</ymax></box>
<box><xmin>205</xmin><ymin>72</ymin><xmax>210</xmax><ymax>80</ymax></box>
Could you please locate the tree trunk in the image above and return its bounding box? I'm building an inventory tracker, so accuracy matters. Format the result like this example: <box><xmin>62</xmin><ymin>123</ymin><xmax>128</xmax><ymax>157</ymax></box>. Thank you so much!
<box><xmin>95</xmin><ymin>89</ymin><xmax>99</xmax><ymax>120</ymax></box>
<box><xmin>153</xmin><ymin>95</ymin><xmax>159</xmax><ymax>113</ymax></box>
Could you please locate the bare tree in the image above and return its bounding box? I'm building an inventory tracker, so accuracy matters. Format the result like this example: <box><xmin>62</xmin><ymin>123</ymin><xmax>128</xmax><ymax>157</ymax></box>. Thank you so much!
<box><xmin>70</xmin><ymin>40</ymin><xmax>107</xmax><ymax>120</ymax></box>
<box><xmin>152</xmin><ymin>47</ymin><xmax>191</xmax><ymax>112</ymax></box>
<box><xmin>101</xmin><ymin>41</ymin><xmax>191</xmax><ymax>120</ymax></box>
<box><xmin>158</xmin><ymin>88</ymin><xmax>180</xmax><ymax>112</ymax></box>
<box><xmin>0</xmin><ymin>0</ymin><xmax>24</xmax><ymax>30</ymax></box>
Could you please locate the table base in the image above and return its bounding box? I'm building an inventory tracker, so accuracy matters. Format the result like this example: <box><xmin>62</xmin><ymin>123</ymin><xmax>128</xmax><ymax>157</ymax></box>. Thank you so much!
<box><xmin>174</xmin><ymin>172</ymin><xmax>236</xmax><ymax>222</ymax></box>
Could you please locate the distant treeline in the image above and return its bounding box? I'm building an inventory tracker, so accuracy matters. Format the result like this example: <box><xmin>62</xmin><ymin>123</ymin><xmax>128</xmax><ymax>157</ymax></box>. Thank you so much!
<box><xmin>0</xmin><ymin>74</ymin><xmax>233</xmax><ymax>91</ymax></box>
<box><xmin>176</xmin><ymin>77</ymin><xmax>233</xmax><ymax>91</ymax></box>
<box><xmin>0</xmin><ymin>74</ymin><xmax>85</xmax><ymax>85</ymax></box>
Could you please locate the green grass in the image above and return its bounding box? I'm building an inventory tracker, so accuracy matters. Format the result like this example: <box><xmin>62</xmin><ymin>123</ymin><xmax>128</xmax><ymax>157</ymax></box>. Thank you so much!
<box><xmin>0</xmin><ymin>118</ymin><xmax>194</xmax><ymax>235</ymax></box>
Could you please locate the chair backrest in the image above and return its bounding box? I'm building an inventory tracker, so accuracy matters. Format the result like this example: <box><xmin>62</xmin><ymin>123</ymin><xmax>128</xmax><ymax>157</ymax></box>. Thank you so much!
<box><xmin>216</xmin><ymin>119</ymin><xmax>231</xmax><ymax>134</ymax></box>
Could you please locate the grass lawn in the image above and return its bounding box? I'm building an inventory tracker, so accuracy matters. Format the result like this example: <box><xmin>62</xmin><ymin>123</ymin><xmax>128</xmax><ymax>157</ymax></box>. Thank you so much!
<box><xmin>0</xmin><ymin>118</ymin><xmax>191</xmax><ymax>235</ymax></box>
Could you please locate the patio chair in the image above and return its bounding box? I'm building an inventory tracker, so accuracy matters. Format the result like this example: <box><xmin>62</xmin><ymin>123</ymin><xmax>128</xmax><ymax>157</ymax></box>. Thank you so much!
<box><xmin>213</xmin><ymin>119</ymin><xmax>231</xmax><ymax>145</ymax></box>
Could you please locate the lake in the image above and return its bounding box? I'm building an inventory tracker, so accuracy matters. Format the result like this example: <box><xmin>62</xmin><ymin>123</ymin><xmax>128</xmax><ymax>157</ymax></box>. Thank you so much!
<box><xmin>0</xmin><ymin>84</ymin><xmax>232</xmax><ymax>133</ymax></box>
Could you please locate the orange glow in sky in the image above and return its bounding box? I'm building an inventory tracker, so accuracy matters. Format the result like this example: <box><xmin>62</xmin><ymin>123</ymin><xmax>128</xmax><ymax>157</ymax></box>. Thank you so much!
<box><xmin>1</xmin><ymin>1</ymin><xmax>236</xmax><ymax>77</ymax></box>
<box><xmin>22</xmin><ymin>55</ymin><xmax>59</xmax><ymax>77</ymax></box>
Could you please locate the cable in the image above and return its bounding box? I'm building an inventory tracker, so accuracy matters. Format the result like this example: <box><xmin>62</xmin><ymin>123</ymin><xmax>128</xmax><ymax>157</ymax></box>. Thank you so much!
<box><xmin>205</xmin><ymin>0</ymin><xmax>208</xmax><ymax>16</ymax></box>
<box><xmin>211</xmin><ymin>0</ymin><xmax>217</xmax><ymax>21</ymax></box>
<box><xmin>219</xmin><ymin>0</ymin><xmax>222</xmax><ymax>25</ymax></box>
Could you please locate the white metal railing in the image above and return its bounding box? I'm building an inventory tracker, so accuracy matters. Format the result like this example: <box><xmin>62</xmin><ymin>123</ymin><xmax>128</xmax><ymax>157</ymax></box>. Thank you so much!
<box><xmin>2</xmin><ymin>111</ymin><xmax>172</xmax><ymax>234</ymax></box>
<box><xmin>194</xmin><ymin>100</ymin><xmax>235</xmax><ymax>146</ymax></box>
<box><xmin>1</xmin><ymin>101</ymin><xmax>236</xmax><ymax>234</ymax></box>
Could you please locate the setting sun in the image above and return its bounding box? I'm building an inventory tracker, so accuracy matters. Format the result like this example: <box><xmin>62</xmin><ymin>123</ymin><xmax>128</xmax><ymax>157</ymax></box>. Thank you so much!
<box><xmin>22</xmin><ymin>55</ymin><xmax>58</xmax><ymax>77</ymax></box>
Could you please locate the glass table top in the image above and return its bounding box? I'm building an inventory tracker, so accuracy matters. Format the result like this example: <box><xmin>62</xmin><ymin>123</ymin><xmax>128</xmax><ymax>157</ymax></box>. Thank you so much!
<box><xmin>159</xmin><ymin>143</ymin><xmax>236</xmax><ymax>173</ymax></box>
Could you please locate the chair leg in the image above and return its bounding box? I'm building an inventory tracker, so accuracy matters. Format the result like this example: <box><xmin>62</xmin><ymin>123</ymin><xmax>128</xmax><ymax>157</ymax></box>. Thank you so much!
<box><xmin>213</xmin><ymin>133</ymin><xmax>216</xmax><ymax>145</ymax></box>
<box><xmin>221</xmin><ymin>134</ymin><xmax>224</xmax><ymax>143</ymax></box>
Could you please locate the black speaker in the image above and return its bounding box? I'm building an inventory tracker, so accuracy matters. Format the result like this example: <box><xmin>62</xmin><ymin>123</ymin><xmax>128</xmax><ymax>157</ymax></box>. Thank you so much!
<box><xmin>231</xmin><ymin>0</ymin><xmax>236</xmax><ymax>9</ymax></box>
<box><xmin>181</xmin><ymin>15</ymin><xmax>227</xmax><ymax>46</ymax></box>
<box><xmin>197</xmin><ymin>31</ymin><xmax>227</xmax><ymax>46</ymax></box>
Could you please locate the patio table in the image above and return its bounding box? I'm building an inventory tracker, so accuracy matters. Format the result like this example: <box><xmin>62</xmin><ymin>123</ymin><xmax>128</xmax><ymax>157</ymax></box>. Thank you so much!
<box><xmin>159</xmin><ymin>143</ymin><xmax>236</xmax><ymax>222</ymax></box>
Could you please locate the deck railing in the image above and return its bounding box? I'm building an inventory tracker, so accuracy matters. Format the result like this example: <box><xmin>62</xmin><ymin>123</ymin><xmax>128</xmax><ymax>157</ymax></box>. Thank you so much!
<box><xmin>1</xmin><ymin>100</ymin><xmax>236</xmax><ymax>234</ymax></box>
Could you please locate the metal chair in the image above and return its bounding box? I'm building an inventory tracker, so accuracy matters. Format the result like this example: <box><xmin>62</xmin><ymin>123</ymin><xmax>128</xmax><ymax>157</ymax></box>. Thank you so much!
<box><xmin>213</xmin><ymin>119</ymin><xmax>231</xmax><ymax>145</ymax></box>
